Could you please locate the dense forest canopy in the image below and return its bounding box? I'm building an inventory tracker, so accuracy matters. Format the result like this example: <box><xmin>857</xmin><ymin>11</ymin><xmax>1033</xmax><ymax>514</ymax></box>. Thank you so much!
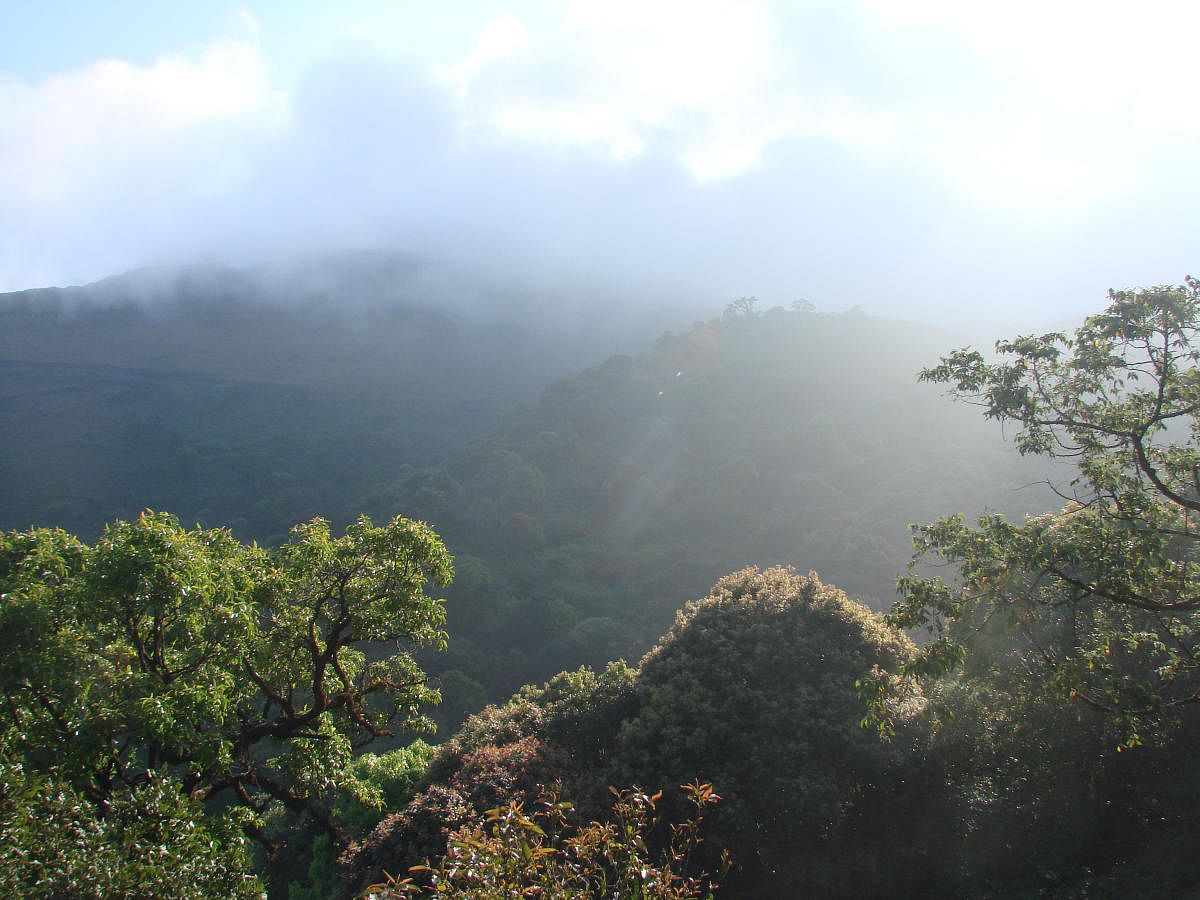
<box><xmin>6</xmin><ymin>273</ymin><xmax>1200</xmax><ymax>898</ymax></box>
<box><xmin>1</xmin><ymin>264</ymin><xmax>1060</xmax><ymax>726</ymax></box>
<box><xmin>5</xmin><ymin>3</ymin><xmax>1199</xmax><ymax>896</ymax></box>
<box><xmin>365</xmin><ymin>300</ymin><xmax>1057</xmax><ymax>714</ymax></box>
<box><xmin>0</xmin><ymin>255</ymin><xmax>678</xmax><ymax>542</ymax></box>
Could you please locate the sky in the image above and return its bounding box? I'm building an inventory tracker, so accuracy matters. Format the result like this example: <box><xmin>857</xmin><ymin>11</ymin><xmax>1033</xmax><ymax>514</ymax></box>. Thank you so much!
<box><xmin>1</xmin><ymin>1</ymin><xmax>1198</xmax><ymax>325</ymax></box>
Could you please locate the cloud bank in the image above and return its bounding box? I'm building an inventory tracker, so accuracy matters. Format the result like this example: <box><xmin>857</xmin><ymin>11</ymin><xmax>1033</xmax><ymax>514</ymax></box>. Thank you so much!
<box><xmin>1</xmin><ymin>0</ymin><xmax>1198</xmax><ymax>325</ymax></box>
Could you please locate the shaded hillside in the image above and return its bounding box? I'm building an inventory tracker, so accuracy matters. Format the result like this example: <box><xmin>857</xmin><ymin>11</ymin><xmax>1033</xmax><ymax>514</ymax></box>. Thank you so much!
<box><xmin>0</xmin><ymin>256</ymin><xmax>671</xmax><ymax>542</ymax></box>
<box><xmin>2</xmin><ymin>272</ymin><xmax>1060</xmax><ymax>724</ymax></box>
<box><xmin>368</xmin><ymin>303</ymin><xmax>1058</xmax><ymax>712</ymax></box>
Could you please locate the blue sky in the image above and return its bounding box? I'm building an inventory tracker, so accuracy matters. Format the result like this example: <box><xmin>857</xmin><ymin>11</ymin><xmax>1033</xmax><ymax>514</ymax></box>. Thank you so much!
<box><xmin>1</xmin><ymin>3</ymin><xmax>500</xmax><ymax>79</ymax></box>
<box><xmin>2</xmin><ymin>1</ymin><xmax>1198</xmax><ymax>325</ymax></box>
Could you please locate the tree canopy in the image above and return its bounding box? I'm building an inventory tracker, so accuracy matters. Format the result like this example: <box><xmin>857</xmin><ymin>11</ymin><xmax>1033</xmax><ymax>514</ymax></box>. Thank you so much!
<box><xmin>0</xmin><ymin>510</ymin><xmax>452</xmax><ymax>866</ymax></box>
<box><xmin>887</xmin><ymin>277</ymin><xmax>1200</xmax><ymax>741</ymax></box>
<box><xmin>612</xmin><ymin>567</ymin><xmax>924</xmax><ymax>896</ymax></box>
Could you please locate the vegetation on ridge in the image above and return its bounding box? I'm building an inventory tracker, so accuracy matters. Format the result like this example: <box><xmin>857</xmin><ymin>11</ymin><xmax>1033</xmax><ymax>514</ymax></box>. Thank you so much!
<box><xmin>5</xmin><ymin>279</ymin><xmax>1200</xmax><ymax>897</ymax></box>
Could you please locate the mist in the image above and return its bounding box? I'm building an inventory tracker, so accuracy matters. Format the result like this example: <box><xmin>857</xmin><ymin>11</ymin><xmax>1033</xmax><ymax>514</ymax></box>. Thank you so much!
<box><xmin>3</xmin><ymin>1</ymin><xmax>1198</xmax><ymax>329</ymax></box>
<box><xmin>10</xmin><ymin>7</ymin><xmax>1200</xmax><ymax>897</ymax></box>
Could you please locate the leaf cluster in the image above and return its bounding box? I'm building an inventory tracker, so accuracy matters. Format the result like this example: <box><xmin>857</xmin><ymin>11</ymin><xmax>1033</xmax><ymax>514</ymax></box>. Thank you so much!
<box><xmin>363</xmin><ymin>781</ymin><xmax>727</xmax><ymax>899</ymax></box>
<box><xmin>0</xmin><ymin>751</ymin><xmax>259</xmax><ymax>899</ymax></box>
<box><xmin>0</xmin><ymin>510</ymin><xmax>452</xmax><ymax>852</ymax></box>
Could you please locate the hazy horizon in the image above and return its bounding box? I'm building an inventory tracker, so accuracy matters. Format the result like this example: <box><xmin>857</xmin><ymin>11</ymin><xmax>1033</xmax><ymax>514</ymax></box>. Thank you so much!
<box><xmin>3</xmin><ymin>1</ymin><xmax>1197</xmax><ymax>328</ymax></box>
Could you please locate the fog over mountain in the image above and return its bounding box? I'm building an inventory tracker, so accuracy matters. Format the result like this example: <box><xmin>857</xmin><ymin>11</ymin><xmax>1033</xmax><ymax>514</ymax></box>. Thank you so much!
<box><xmin>3</xmin><ymin>1</ymin><xmax>1197</xmax><ymax>326</ymax></box>
<box><xmin>10</xmin><ymin>7</ymin><xmax>1200</xmax><ymax>899</ymax></box>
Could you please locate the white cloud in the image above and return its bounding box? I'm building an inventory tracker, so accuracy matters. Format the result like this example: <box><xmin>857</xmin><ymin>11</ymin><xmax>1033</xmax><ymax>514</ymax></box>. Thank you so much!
<box><xmin>0</xmin><ymin>1</ymin><xmax>1195</xmax><ymax>322</ymax></box>
<box><xmin>854</xmin><ymin>0</ymin><xmax>1200</xmax><ymax>207</ymax></box>
<box><xmin>437</xmin><ymin>10</ymin><xmax>529</xmax><ymax>97</ymax></box>
<box><xmin>443</xmin><ymin>0</ymin><xmax>821</xmax><ymax>180</ymax></box>
<box><xmin>435</xmin><ymin>0</ymin><xmax>1200</xmax><ymax>206</ymax></box>
<box><xmin>0</xmin><ymin>39</ymin><xmax>280</xmax><ymax>201</ymax></box>
<box><xmin>0</xmin><ymin>26</ymin><xmax>286</xmax><ymax>288</ymax></box>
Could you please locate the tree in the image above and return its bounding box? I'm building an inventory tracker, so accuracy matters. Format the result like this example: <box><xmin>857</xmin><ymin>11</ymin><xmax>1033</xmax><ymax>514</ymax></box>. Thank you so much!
<box><xmin>887</xmin><ymin>278</ymin><xmax>1200</xmax><ymax>741</ymax></box>
<box><xmin>722</xmin><ymin>296</ymin><xmax>758</xmax><ymax>318</ymax></box>
<box><xmin>612</xmin><ymin>567</ymin><xmax>925</xmax><ymax>897</ymax></box>
<box><xmin>0</xmin><ymin>511</ymin><xmax>452</xmax><ymax>852</ymax></box>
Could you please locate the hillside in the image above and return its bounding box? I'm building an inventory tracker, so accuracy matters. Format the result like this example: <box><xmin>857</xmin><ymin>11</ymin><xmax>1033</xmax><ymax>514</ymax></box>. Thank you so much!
<box><xmin>10</xmin><ymin>276</ymin><xmax>1200</xmax><ymax>900</ymax></box>
<box><xmin>366</xmin><ymin>302</ymin><xmax>1057</xmax><ymax>715</ymax></box>
<box><xmin>0</xmin><ymin>256</ymin><xmax>671</xmax><ymax>543</ymax></box>
<box><xmin>1</xmin><ymin>274</ymin><xmax>1057</xmax><ymax>723</ymax></box>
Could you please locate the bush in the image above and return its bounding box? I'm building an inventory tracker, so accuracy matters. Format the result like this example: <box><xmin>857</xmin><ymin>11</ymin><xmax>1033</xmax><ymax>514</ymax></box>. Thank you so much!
<box><xmin>362</xmin><ymin>782</ymin><xmax>727</xmax><ymax>899</ymax></box>
<box><xmin>344</xmin><ymin>568</ymin><xmax>931</xmax><ymax>898</ymax></box>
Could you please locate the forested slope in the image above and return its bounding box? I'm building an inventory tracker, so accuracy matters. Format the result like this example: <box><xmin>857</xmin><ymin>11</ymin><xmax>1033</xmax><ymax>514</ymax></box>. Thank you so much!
<box><xmin>1</xmin><ymin>269</ymin><xmax>1057</xmax><ymax>725</ymax></box>
<box><xmin>367</xmin><ymin>303</ymin><xmax>1057</xmax><ymax>714</ymax></box>
<box><xmin>0</xmin><ymin>257</ymin><xmax>668</xmax><ymax>543</ymax></box>
<box><xmin>9</xmin><ymin>275</ymin><xmax>1200</xmax><ymax>899</ymax></box>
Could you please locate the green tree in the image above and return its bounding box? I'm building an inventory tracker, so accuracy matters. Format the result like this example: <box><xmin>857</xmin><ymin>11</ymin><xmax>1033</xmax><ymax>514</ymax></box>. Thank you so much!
<box><xmin>287</xmin><ymin>741</ymin><xmax>437</xmax><ymax>900</ymax></box>
<box><xmin>0</xmin><ymin>753</ymin><xmax>260</xmax><ymax>899</ymax></box>
<box><xmin>887</xmin><ymin>278</ymin><xmax>1200</xmax><ymax>741</ymax></box>
<box><xmin>0</xmin><ymin>511</ymin><xmax>452</xmax><ymax>852</ymax></box>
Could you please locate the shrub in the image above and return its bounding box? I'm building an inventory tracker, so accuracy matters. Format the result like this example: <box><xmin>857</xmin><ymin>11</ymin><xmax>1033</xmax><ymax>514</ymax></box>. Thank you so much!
<box><xmin>362</xmin><ymin>782</ymin><xmax>727</xmax><ymax>899</ymax></box>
